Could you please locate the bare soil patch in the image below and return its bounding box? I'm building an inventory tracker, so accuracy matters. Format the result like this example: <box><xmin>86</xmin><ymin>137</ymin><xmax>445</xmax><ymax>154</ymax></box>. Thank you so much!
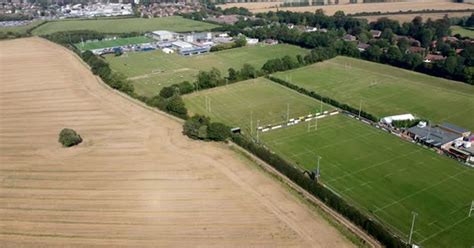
<box><xmin>0</xmin><ymin>37</ymin><xmax>353</xmax><ymax>247</ymax></box>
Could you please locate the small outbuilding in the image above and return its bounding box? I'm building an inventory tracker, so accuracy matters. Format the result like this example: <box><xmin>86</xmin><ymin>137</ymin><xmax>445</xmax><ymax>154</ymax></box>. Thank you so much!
<box><xmin>381</xmin><ymin>114</ymin><xmax>415</xmax><ymax>126</ymax></box>
<box><xmin>162</xmin><ymin>48</ymin><xmax>174</xmax><ymax>54</ymax></box>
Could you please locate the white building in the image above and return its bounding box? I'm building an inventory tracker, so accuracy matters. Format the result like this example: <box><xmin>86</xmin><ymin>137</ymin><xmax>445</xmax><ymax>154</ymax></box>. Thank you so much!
<box><xmin>152</xmin><ymin>30</ymin><xmax>175</xmax><ymax>41</ymax></box>
<box><xmin>246</xmin><ymin>38</ymin><xmax>259</xmax><ymax>45</ymax></box>
<box><xmin>162</xmin><ymin>48</ymin><xmax>174</xmax><ymax>54</ymax></box>
<box><xmin>381</xmin><ymin>114</ymin><xmax>415</xmax><ymax>125</ymax></box>
<box><xmin>172</xmin><ymin>40</ymin><xmax>193</xmax><ymax>50</ymax></box>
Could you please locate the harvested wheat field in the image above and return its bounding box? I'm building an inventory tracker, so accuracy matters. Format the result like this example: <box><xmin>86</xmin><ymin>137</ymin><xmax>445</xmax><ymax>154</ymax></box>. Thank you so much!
<box><xmin>359</xmin><ymin>11</ymin><xmax>474</xmax><ymax>22</ymax></box>
<box><xmin>0</xmin><ymin>37</ymin><xmax>354</xmax><ymax>247</ymax></box>
<box><xmin>219</xmin><ymin>1</ymin><xmax>473</xmax><ymax>15</ymax></box>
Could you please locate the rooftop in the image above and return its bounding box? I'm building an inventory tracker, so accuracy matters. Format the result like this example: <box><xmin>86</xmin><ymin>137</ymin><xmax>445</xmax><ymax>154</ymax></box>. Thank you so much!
<box><xmin>439</xmin><ymin>123</ymin><xmax>470</xmax><ymax>134</ymax></box>
<box><xmin>172</xmin><ymin>40</ymin><xmax>193</xmax><ymax>48</ymax></box>
<box><xmin>152</xmin><ymin>30</ymin><xmax>174</xmax><ymax>36</ymax></box>
<box><xmin>381</xmin><ymin>114</ymin><xmax>415</xmax><ymax>124</ymax></box>
<box><xmin>370</xmin><ymin>30</ymin><xmax>381</xmax><ymax>37</ymax></box>
<box><xmin>408</xmin><ymin>125</ymin><xmax>462</xmax><ymax>147</ymax></box>
<box><xmin>424</xmin><ymin>54</ymin><xmax>446</xmax><ymax>61</ymax></box>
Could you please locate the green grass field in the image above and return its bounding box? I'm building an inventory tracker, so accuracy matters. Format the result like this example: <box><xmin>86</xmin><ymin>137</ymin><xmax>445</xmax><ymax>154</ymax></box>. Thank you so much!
<box><xmin>261</xmin><ymin>114</ymin><xmax>474</xmax><ymax>247</ymax></box>
<box><xmin>74</xmin><ymin>36</ymin><xmax>154</xmax><ymax>51</ymax></box>
<box><xmin>184</xmin><ymin>77</ymin><xmax>334</xmax><ymax>133</ymax></box>
<box><xmin>451</xmin><ymin>26</ymin><xmax>474</xmax><ymax>38</ymax></box>
<box><xmin>32</xmin><ymin>16</ymin><xmax>218</xmax><ymax>35</ymax></box>
<box><xmin>272</xmin><ymin>56</ymin><xmax>474</xmax><ymax>130</ymax></box>
<box><xmin>0</xmin><ymin>20</ymin><xmax>45</xmax><ymax>35</ymax></box>
<box><xmin>184</xmin><ymin>77</ymin><xmax>474</xmax><ymax>247</ymax></box>
<box><xmin>106</xmin><ymin>44</ymin><xmax>308</xmax><ymax>97</ymax></box>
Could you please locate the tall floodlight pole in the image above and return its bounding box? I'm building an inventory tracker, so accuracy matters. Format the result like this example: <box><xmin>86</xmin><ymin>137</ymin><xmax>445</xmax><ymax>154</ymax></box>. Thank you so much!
<box><xmin>469</xmin><ymin>200</ymin><xmax>474</xmax><ymax>217</ymax></box>
<box><xmin>316</xmin><ymin>156</ymin><xmax>321</xmax><ymax>179</ymax></box>
<box><xmin>408</xmin><ymin>211</ymin><xmax>418</xmax><ymax>244</ymax></box>
<box><xmin>250</xmin><ymin>111</ymin><xmax>253</xmax><ymax>136</ymax></box>
<box><xmin>358</xmin><ymin>99</ymin><xmax>362</xmax><ymax>119</ymax></box>
<box><xmin>256</xmin><ymin>120</ymin><xmax>260</xmax><ymax>143</ymax></box>
<box><xmin>316</xmin><ymin>114</ymin><xmax>318</xmax><ymax>131</ymax></box>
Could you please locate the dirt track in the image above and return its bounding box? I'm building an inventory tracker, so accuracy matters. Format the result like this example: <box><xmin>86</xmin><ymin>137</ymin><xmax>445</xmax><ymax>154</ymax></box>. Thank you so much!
<box><xmin>219</xmin><ymin>2</ymin><xmax>473</xmax><ymax>15</ymax></box>
<box><xmin>0</xmin><ymin>37</ymin><xmax>354</xmax><ymax>247</ymax></box>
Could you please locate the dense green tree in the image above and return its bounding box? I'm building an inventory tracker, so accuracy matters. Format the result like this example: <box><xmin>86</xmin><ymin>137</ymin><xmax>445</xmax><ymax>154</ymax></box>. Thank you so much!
<box><xmin>466</xmin><ymin>13</ymin><xmax>474</xmax><ymax>27</ymax></box>
<box><xmin>397</xmin><ymin>38</ymin><xmax>410</xmax><ymax>53</ymax></box>
<box><xmin>58</xmin><ymin>128</ymin><xmax>82</xmax><ymax>147</ymax></box>
<box><xmin>183</xmin><ymin>115</ymin><xmax>210</xmax><ymax>140</ymax></box>
<box><xmin>227</xmin><ymin>68</ymin><xmax>239</xmax><ymax>81</ymax></box>
<box><xmin>444</xmin><ymin>56</ymin><xmax>458</xmax><ymax>74</ymax></box>
<box><xmin>381</xmin><ymin>28</ymin><xmax>395</xmax><ymax>43</ymax></box>
<box><xmin>463</xmin><ymin>67</ymin><xmax>474</xmax><ymax>84</ymax></box>
<box><xmin>196</xmin><ymin>68</ymin><xmax>222</xmax><ymax>89</ymax></box>
<box><xmin>159</xmin><ymin>86</ymin><xmax>177</xmax><ymax>98</ymax></box>
<box><xmin>208</xmin><ymin>122</ymin><xmax>231</xmax><ymax>141</ymax></box>
<box><xmin>234</xmin><ymin>36</ymin><xmax>247</xmax><ymax>47</ymax></box>
<box><xmin>166</xmin><ymin>96</ymin><xmax>187</xmax><ymax>118</ymax></box>
<box><xmin>419</xmin><ymin>28</ymin><xmax>434</xmax><ymax>48</ymax></box>
<box><xmin>177</xmin><ymin>81</ymin><xmax>194</xmax><ymax>94</ymax></box>
<box><xmin>384</xmin><ymin>46</ymin><xmax>403</xmax><ymax>64</ymax></box>
<box><xmin>365</xmin><ymin>45</ymin><xmax>382</xmax><ymax>62</ymax></box>
<box><xmin>402</xmin><ymin>53</ymin><xmax>423</xmax><ymax>69</ymax></box>
<box><xmin>239</xmin><ymin>64</ymin><xmax>257</xmax><ymax>79</ymax></box>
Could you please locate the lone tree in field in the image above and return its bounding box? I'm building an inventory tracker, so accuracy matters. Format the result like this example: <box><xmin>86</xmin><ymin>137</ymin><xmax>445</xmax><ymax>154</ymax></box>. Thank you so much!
<box><xmin>58</xmin><ymin>128</ymin><xmax>82</xmax><ymax>147</ymax></box>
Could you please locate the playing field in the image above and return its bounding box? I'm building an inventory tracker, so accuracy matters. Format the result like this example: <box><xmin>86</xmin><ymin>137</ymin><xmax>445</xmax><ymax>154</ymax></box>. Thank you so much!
<box><xmin>74</xmin><ymin>36</ymin><xmax>154</xmax><ymax>51</ymax></box>
<box><xmin>184</xmin><ymin>77</ymin><xmax>334</xmax><ymax>133</ymax></box>
<box><xmin>261</xmin><ymin>114</ymin><xmax>474</xmax><ymax>247</ymax></box>
<box><xmin>0</xmin><ymin>20</ymin><xmax>45</xmax><ymax>35</ymax></box>
<box><xmin>272</xmin><ymin>56</ymin><xmax>474</xmax><ymax>130</ymax></box>
<box><xmin>32</xmin><ymin>16</ymin><xmax>218</xmax><ymax>35</ymax></box>
<box><xmin>451</xmin><ymin>25</ymin><xmax>474</xmax><ymax>38</ymax></box>
<box><xmin>106</xmin><ymin>44</ymin><xmax>308</xmax><ymax>97</ymax></box>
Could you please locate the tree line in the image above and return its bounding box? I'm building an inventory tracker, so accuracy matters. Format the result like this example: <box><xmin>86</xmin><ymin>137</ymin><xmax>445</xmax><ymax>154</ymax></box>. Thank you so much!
<box><xmin>43</xmin><ymin>31</ymin><xmax>190</xmax><ymax>120</ymax></box>
<box><xmin>267</xmin><ymin>76</ymin><xmax>378</xmax><ymax>122</ymax></box>
<box><xmin>158</xmin><ymin>51</ymin><xmax>310</xmax><ymax>99</ymax></box>
<box><xmin>206</xmin><ymin>10</ymin><xmax>473</xmax><ymax>84</ymax></box>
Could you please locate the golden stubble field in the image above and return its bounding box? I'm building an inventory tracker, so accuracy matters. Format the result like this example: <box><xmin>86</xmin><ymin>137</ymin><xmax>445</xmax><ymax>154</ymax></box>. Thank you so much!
<box><xmin>359</xmin><ymin>11</ymin><xmax>473</xmax><ymax>22</ymax></box>
<box><xmin>0</xmin><ymin>37</ymin><xmax>353</xmax><ymax>247</ymax></box>
<box><xmin>219</xmin><ymin>1</ymin><xmax>473</xmax><ymax>15</ymax></box>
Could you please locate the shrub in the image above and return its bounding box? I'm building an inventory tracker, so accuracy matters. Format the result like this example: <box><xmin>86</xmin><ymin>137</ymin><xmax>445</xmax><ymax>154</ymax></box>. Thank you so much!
<box><xmin>159</xmin><ymin>86</ymin><xmax>177</xmax><ymax>98</ymax></box>
<box><xmin>58</xmin><ymin>128</ymin><xmax>83</xmax><ymax>147</ymax></box>
<box><xmin>183</xmin><ymin>115</ymin><xmax>211</xmax><ymax>140</ymax></box>
<box><xmin>208</xmin><ymin>122</ymin><xmax>231</xmax><ymax>141</ymax></box>
<box><xmin>165</xmin><ymin>95</ymin><xmax>188</xmax><ymax>119</ymax></box>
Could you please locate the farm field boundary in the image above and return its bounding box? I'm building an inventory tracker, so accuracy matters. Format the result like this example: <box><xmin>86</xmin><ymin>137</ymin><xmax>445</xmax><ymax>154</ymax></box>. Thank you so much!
<box><xmin>32</xmin><ymin>16</ymin><xmax>219</xmax><ymax>36</ymax></box>
<box><xmin>218</xmin><ymin>2</ymin><xmax>474</xmax><ymax>14</ymax></box>
<box><xmin>270</xmin><ymin>56</ymin><xmax>474</xmax><ymax>130</ymax></box>
<box><xmin>106</xmin><ymin>44</ymin><xmax>308</xmax><ymax>97</ymax></box>
<box><xmin>0</xmin><ymin>37</ymin><xmax>355</xmax><ymax>247</ymax></box>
